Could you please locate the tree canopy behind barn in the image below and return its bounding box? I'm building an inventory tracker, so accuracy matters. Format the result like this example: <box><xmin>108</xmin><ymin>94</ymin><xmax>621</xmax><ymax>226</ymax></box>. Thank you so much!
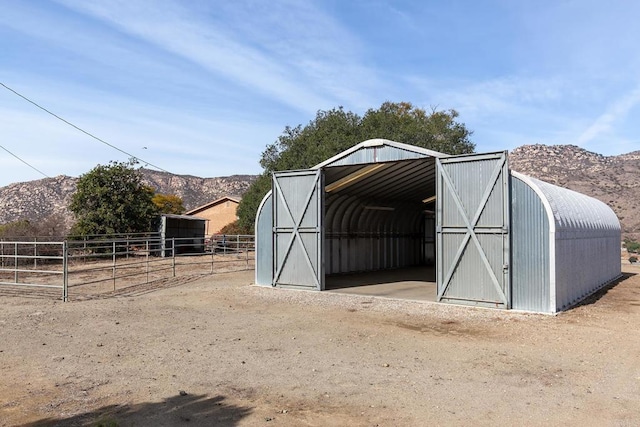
<box><xmin>236</xmin><ymin>101</ymin><xmax>475</xmax><ymax>232</ymax></box>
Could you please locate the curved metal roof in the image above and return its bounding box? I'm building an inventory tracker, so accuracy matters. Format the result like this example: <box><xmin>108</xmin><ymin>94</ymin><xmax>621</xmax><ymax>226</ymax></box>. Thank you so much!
<box><xmin>511</xmin><ymin>171</ymin><xmax>620</xmax><ymax>233</ymax></box>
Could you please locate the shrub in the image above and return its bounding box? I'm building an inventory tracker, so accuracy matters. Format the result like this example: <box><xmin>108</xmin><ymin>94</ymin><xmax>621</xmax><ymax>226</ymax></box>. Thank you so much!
<box><xmin>624</xmin><ymin>239</ymin><xmax>640</xmax><ymax>254</ymax></box>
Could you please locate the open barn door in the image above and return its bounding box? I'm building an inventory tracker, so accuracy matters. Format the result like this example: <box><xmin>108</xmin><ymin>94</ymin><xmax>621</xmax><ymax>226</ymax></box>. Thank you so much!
<box><xmin>272</xmin><ymin>169</ymin><xmax>324</xmax><ymax>290</ymax></box>
<box><xmin>436</xmin><ymin>152</ymin><xmax>510</xmax><ymax>308</ymax></box>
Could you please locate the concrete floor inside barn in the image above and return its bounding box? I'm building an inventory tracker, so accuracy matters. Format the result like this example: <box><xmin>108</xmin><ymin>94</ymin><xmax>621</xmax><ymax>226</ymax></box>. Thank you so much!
<box><xmin>325</xmin><ymin>266</ymin><xmax>436</xmax><ymax>301</ymax></box>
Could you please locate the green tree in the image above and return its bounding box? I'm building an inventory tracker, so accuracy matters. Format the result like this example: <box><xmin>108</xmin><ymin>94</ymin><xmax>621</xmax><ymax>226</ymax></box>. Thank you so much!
<box><xmin>70</xmin><ymin>160</ymin><xmax>159</xmax><ymax>236</ymax></box>
<box><xmin>152</xmin><ymin>193</ymin><xmax>185</xmax><ymax>214</ymax></box>
<box><xmin>236</xmin><ymin>101</ymin><xmax>475</xmax><ymax>232</ymax></box>
<box><xmin>236</xmin><ymin>173</ymin><xmax>272</xmax><ymax>232</ymax></box>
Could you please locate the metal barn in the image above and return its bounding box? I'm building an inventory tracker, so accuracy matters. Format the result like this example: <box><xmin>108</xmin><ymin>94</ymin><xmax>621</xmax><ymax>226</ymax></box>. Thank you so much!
<box><xmin>254</xmin><ymin>139</ymin><xmax>621</xmax><ymax>313</ymax></box>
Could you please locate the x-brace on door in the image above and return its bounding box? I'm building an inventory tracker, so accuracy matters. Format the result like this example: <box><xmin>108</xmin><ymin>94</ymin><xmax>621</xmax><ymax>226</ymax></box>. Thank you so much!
<box><xmin>436</xmin><ymin>152</ymin><xmax>510</xmax><ymax>308</ymax></box>
<box><xmin>272</xmin><ymin>169</ymin><xmax>324</xmax><ymax>290</ymax></box>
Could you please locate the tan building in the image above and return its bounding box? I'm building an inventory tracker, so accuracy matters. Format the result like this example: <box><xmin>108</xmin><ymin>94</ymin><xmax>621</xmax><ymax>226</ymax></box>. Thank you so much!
<box><xmin>185</xmin><ymin>196</ymin><xmax>240</xmax><ymax>235</ymax></box>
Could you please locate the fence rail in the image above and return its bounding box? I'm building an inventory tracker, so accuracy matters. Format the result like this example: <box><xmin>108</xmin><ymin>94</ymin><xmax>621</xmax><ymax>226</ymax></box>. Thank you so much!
<box><xmin>0</xmin><ymin>234</ymin><xmax>254</xmax><ymax>301</ymax></box>
<box><xmin>0</xmin><ymin>240</ymin><xmax>68</xmax><ymax>299</ymax></box>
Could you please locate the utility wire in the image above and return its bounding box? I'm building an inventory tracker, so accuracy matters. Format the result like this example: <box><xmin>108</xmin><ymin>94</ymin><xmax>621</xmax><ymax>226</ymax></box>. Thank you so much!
<box><xmin>0</xmin><ymin>82</ymin><xmax>170</xmax><ymax>173</ymax></box>
<box><xmin>0</xmin><ymin>143</ymin><xmax>50</xmax><ymax>178</ymax></box>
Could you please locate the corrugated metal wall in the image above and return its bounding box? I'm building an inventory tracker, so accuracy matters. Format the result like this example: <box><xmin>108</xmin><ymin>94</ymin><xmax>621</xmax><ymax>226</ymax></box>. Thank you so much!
<box><xmin>437</xmin><ymin>153</ymin><xmax>510</xmax><ymax>308</ymax></box>
<box><xmin>510</xmin><ymin>175</ymin><xmax>550</xmax><ymax>312</ymax></box>
<box><xmin>325</xmin><ymin>194</ymin><xmax>425</xmax><ymax>274</ymax></box>
<box><xmin>255</xmin><ymin>192</ymin><xmax>273</xmax><ymax>286</ymax></box>
<box><xmin>327</xmin><ymin>145</ymin><xmax>426</xmax><ymax>167</ymax></box>
<box><xmin>161</xmin><ymin>216</ymin><xmax>206</xmax><ymax>255</ymax></box>
<box><xmin>531</xmin><ymin>178</ymin><xmax>621</xmax><ymax>311</ymax></box>
<box><xmin>272</xmin><ymin>170</ymin><xmax>323</xmax><ymax>289</ymax></box>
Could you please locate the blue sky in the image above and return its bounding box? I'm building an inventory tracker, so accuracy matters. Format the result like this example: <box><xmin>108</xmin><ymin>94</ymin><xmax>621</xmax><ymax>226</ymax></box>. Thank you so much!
<box><xmin>2</xmin><ymin>0</ymin><xmax>640</xmax><ymax>186</ymax></box>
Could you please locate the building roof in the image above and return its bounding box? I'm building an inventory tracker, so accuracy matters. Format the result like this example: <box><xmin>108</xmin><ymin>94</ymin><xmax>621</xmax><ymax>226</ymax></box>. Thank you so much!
<box><xmin>313</xmin><ymin>138</ymin><xmax>447</xmax><ymax>169</ymax></box>
<box><xmin>185</xmin><ymin>196</ymin><xmax>241</xmax><ymax>216</ymax></box>
<box><xmin>161</xmin><ymin>213</ymin><xmax>207</xmax><ymax>221</ymax></box>
<box><xmin>511</xmin><ymin>171</ymin><xmax>620</xmax><ymax>234</ymax></box>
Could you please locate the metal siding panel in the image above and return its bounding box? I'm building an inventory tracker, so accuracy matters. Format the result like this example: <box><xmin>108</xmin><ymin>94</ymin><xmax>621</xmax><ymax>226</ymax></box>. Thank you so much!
<box><xmin>555</xmin><ymin>234</ymin><xmax>621</xmax><ymax>311</ymax></box>
<box><xmin>510</xmin><ymin>176</ymin><xmax>550</xmax><ymax>312</ymax></box>
<box><xmin>255</xmin><ymin>193</ymin><xmax>273</xmax><ymax>286</ymax></box>
<box><xmin>277</xmin><ymin>234</ymin><xmax>317</xmax><ymax>287</ymax></box>
<box><xmin>325</xmin><ymin>188</ymin><xmax>426</xmax><ymax>275</ymax></box>
<box><xmin>441</xmin><ymin>170</ymin><xmax>466</xmax><ymax>227</ymax></box>
<box><xmin>437</xmin><ymin>152</ymin><xmax>510</xmax><ymax>308</ymax></box>
<box><xmin>443</xmin><ymin>236</ymin><xmax>501</xmax><ymax>303</ymax></box>
<box><xmin>377</xmin><ymin>145</ymin><xmax>425</xmax><ymax>162</ymax></box>
<box><xmin>447</xmin><ymin>161</ymin><xmax>494</xmax><ymax>221</ymax></box>
<box><xmin>329</xmin><ymin>145</ymin><xmax>426</xmax><ymax>167</ymax></box>
<box><xmin>276</xmin><ymin>173</ymin><xmax>317</xmax><ymax>228</ymax></box>
<box><xmin>478</xmin><ymin>179</ymin><xmax>506</xmax><ymax>228</ymax></box>
<box><xmin>525</xmin><ymin>176</ymin><xmax>621</xmax><ymax>311</ymax></box>
<box><xmin>273</xmin><ymin>170</ymin><xmax>323</xmax><ymax>289</ymax></box>
<box><xmin>440</xmin><ymin>233</ymin><xmax>464</xmax><ymax>288</ymax></box>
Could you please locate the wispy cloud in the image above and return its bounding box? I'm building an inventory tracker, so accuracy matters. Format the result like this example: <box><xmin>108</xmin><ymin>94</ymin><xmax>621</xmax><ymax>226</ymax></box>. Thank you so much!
<box><xmin>54</xmin><ymin>0</ymin><xmax>378</xmax><ymax>113</ymax></box>
<box><xmin>406</xmin><ymin>74</ymin><xmax>568</xmax><ymax>121</ymax></box>
<box><xmin>3</xmin><ymin>1</ymin><xmax>640</xmax><ymax>186</ymax></box>
<box><xmin>576</xmin><ymin>84</ymin><xmax>640</xmax><ymax>147</ymax></box>
<box><xmin>0</xmin><ymin>77</ymin><xmax>277</xmax><ymax>181</ymax></box>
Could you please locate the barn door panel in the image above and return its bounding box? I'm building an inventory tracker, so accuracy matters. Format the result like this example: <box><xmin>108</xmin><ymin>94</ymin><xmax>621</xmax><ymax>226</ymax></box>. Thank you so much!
<box><xmin>272</xmin><ymin>169</ymin><xmax>324</xmax><ymax>289</ymax></box>
<box><xmin>436</xmin><ymin>152</ymin><xmax>510</xmax><ymax>308</ymax></box>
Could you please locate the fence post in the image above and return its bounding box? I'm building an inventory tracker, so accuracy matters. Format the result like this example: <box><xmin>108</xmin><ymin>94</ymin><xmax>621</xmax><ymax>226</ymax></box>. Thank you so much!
<box><xmin>211</xmin><ymin>239</ymin><xmax>216</xmax><ymax>274</ymax></box>
<box><xmin>146</xmin><ymin>239</ymin><xmax>149</xmax><ymax>283</ymax></box>
<box><xmin>246</xmin><ymin>237</ymin><xmax>249</xmax><ymax>269</ymax></box>
<box><xmin>112</xmin><ymin>240</ymin><xmax>117</xmax><ymax>291</ymax></box>
<box><xmin>63</xmin><ymin>240</ymin><xmax>68</xmax><ymax>302</ymax></box>
<box><xmin>34</xmin><ymin>238</ymin><xmax>37</xmax><ymax>269</ymax></box>
<box><xmin>172</xmin><ymin>237</ymin><xmax>176</xmax><ymax>277</ymax></box>
<box><xmin>14</xmin><ymin>242</ymin><xmax>18</xmax><ymax>283</ymax></box>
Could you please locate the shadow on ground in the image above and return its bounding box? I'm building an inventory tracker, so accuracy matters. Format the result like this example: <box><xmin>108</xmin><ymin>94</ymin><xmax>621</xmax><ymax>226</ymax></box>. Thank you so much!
<box><xmin>19</xmin><ymin>393</ymin><xmax>252</xmax><ymax>427</ymax></box>
<box><xmin>0</xmin><ymin>274</ymin><xmax>207</xmax><ymax>302</ymax></box>
<box><xmin>325</xmin><ymin>266</ymin><xmax>435</xmax><ymax>289</ymax></box>
<box><xmin>571</xmin><ymin>272</ymin><xmax>637</xmax><ymax>309</ymax></box>
<box><xmin>0</xmin><ymin>286</ymin><xmax>62</xmax><ymax>300</ymax></box>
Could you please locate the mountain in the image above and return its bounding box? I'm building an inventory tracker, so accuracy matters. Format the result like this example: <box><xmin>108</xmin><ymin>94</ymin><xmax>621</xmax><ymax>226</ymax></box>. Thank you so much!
<box><xmin>509</xmin><ymin>144</ymin><xmax>640</xmax><ymax>239</ymax></box>
<box><xmin>0</xmin><ymin>169</ymin><xmax>257</xmax><ymax>229</ymax></box>
<box><xmin>1</xmin><ymin>144</ymin><xmax>639</xmax><ymax>239</ymax></box>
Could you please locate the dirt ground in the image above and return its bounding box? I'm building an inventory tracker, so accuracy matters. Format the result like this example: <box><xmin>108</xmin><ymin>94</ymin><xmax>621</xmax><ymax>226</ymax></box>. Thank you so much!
<box><xmin>1</xmin><ymin>264</ymin><xmax>639</xmax><ymax>426</ymax></box>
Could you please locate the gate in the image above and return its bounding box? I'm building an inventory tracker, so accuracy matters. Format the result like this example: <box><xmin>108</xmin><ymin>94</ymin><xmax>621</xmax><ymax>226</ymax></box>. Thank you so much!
<box><xmin>272</xmin><ymin>169</ymin><xmax>324</xmax><ymax>289</ymax></box>
<box><xmin>436</xmin><ymin>152</ymin><xmax>510</xmax><ymax>308</ymax></box>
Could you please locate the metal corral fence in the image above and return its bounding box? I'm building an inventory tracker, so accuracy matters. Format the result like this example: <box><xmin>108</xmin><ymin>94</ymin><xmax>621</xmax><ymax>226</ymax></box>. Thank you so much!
<box><xmin>0</xmin><ymin>234</ymin><xmax>254</xmax><ymax>301</ymax></box>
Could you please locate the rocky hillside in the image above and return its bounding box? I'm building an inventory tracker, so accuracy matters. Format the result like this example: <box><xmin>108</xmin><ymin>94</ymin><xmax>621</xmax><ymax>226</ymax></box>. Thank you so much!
<box><xmin>0</xmin><ymin>169</ymin><xmax>256</xmax><ymax>229</ymax></box>
<box><xmin>2</xmin><ymin>144</ymin><xmax>639</xmax><ymax>239</ymax></box>
<box><xmin>510</xmin><ymin>144</ymin><xmax>640</xmax><ymax>239</ymax></box>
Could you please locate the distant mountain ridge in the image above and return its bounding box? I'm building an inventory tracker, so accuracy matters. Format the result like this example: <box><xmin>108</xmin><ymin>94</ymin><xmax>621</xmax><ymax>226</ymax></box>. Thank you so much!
<box><xmin>1</xmin><ymin>144</ymin><xmax>639</xmax><ymax>239</ymax></box>
<box><xmin>0</xmin><ymin>169</ymin><xmax>256</xmax><ymax>228</ymax></box>
<box><xmin>509</xmin><ymin>144</ymin><xmax>640</xmax><ymax>239</ymax></box>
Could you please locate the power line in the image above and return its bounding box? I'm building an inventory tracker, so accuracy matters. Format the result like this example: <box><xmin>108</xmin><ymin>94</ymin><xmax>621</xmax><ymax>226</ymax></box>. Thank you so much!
<box><xmin>0</xmin><ymin>144</ymin><xmax>50</xmax><ymax>179</ymax></box>
<box><xmin>0</xmin><ymin>82</ymin><xmax>170</xmax><ymax>173</ymax></box>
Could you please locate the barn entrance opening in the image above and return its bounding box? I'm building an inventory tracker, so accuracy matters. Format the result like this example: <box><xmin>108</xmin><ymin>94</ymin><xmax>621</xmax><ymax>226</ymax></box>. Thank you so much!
<box><xmin>322</xmin><ymin>157</ymin><xmax>437</xmax><ymax>301</ymax></box>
